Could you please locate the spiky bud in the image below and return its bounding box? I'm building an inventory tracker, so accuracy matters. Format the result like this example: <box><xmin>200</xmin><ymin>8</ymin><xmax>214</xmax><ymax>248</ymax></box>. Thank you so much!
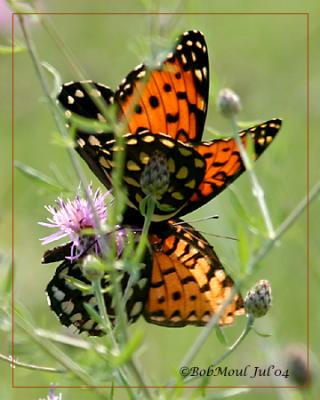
<box><xmin>140</xmin><ymin>150</ymin><xmax>170</xmax><ymax>198</ymax></box>
<box><xmin>244</xmin><ymin>279</ymin><xmax>271</xmax><ymax>318</ymax></box>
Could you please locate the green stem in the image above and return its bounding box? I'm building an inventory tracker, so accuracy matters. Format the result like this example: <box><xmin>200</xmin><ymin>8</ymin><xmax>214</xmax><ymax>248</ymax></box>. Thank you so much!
<box><xmin>211</xmin><ymin>315</ymin><xmax>254</xmax><ymax>366</ymax></box>
<box><xmin>230</xmin><ymin>116</ymin><xmax>275</xmax><ymax>239</ymax></box>
<box><xmin>35</xmin><ymin>328</ymin><xmax>107</xmax><ymax>353</ymax></box>
<box><xmin>133</xmin><ymin>197</ymin><xmax>155</xmax><ymax>265</ymax></box>
<box><xmin>91</xmin><ymin>279</ymin><xmax>116</xmax><ymax>341</ymax></box>
<box><xmin>184</xmin><ymin>315</ymin><xmax>255</xmax><ymax>384</ymax></box>
<box><xmin>247</xmin><ymin>180</ymin><xmax>320</xmax><ymax>275</ymax></box>
<box><xmin>0</xmin><ymin>352</ymin><xmax>64</xmax><ymax>373</ymax></box>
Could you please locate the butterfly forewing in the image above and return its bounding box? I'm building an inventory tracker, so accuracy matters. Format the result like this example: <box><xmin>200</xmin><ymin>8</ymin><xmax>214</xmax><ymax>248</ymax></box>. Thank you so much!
<box><xmin>144</xmin><ymin>222</ymin><xmax>244</xmax><ymax>327</ymax></box>
<box><xmin>115</xmin><ymin>30</ymin><xmax>209</xmax><ymax>142</ymax></box>
<box><xmin>57</xmin><ymin>81</ymin><xmax>115</xmax><ymax>122</ymax></box>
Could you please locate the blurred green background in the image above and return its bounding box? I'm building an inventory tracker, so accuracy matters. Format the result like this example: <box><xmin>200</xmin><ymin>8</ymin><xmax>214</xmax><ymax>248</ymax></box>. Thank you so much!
<box><xmin>1</xmin><ymin>0</ymin><xmax>318</xmax><ymax>399</ymax></box>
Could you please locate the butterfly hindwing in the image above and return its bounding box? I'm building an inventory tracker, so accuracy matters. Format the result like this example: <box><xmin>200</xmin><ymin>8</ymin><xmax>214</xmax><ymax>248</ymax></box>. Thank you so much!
<box><xmin>145</xmin><ymin>221</ymin><xmax>244</xmax><ymax>327</ymax></box>
<box><xmin>178</xmin><ymin>119</ymin><xmax>282</xmax><ymax>216</ymax></box>
<box><xmin>45</xmin><ymin>222</ymin><xmax>244</xmax><ymax>334</ymax></box>
<box><xmin>46</xmin><ymin>257</ymin><xmax>150</xmax><ymax>336</ymax></box>
<box><xmin>83</xmin><ymin>131</ymin><xmax>206</xmax><ymax>220</ymax></box>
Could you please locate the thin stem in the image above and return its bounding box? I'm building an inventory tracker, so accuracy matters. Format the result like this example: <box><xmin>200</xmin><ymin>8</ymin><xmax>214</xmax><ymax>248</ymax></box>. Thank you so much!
<box><xmin>126</xmin><ymin>360</ymin><xmax>154</xmax><ymax>400</ymax></box>
<box><xmin>184</xmin><ymin>315</ymin><xmax>255</xmax><ymax>384</ymax></box>
<box><xmin>0</xmin><ymin>353</ymin><xmax>65</xmax><ymax>373</ymax></box>
<box><xmin>230</xmin><ymin>116</ymin><xmax>275</xmax><ymax>239</ymax></box>
<box><xmin>247</xmin><ymin>180</ymin><xmax>320</xmax><ymax>275</ymax></box>
<box><xmin>133</xmin><ymin>197</ymin><xmax>156</xmax><ymax>264</ymax></box>
<box><xmin>91</xmin><ymin>279</ymin><xmax>116</xmax><ymax>342</ymax></box>
<box><xmin>211</xmin><ymin>315</ymin><xmax>254</xmax><ymax>366</ymax></box>
<box><xmin>35</xmin><ymin>328</ymin><xmax>107</xmax><ymax>353</ymax></box>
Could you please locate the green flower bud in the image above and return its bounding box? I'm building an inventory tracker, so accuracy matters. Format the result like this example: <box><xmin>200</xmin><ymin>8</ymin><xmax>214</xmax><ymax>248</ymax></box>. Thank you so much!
<box><xmin>217</xmin><ymin>88</ymin><xmax>241</xmax><ymax>118</ymax></box>
<box><xmin>140</xmin><ymin>150</ymin><xmax>170</xmax><ymax>198</ymax></box>
<box><xmin>81</xmin><ymin>254</ymin><xmax>105</xmax><ymax>281</ymax></box>
<box><xmin>244</xmin><ymin>279</ymin><xmax>271</xmax><ymax>318</ymax></box>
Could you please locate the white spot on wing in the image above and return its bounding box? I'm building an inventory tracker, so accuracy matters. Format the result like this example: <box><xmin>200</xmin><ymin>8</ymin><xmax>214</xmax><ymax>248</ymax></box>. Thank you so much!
<box><xmin>75</xmin><ymin>89</ymin><xmax>85</xmax><ymax>98</ymax></box>
<box><xmin>52</xmin><ymin>286</ymin><xmax>65</xmax><ymax>301</ymax></box>
<box><xmin>61</xmin><ymin>300</ymin><xmax>74</xmax><ymax>315</ymax></box>
<box><xmin>130</xmin><ymin>301</ymin><xmax>143</xmax><ymax>317</ymax></box>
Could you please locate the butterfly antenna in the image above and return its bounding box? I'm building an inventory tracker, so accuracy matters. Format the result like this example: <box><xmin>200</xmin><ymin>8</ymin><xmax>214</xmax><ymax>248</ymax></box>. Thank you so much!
<box><xmin>174</xmin><ymin>217</ymin><xmax>238</xmax><ymax>242</ymax></box>
<box><xmin>196</xmin><ymin>231</ymin><xmax>238</xmax><ymax>241</ymax></box>
<box><xmin>173</xmin><ymin>215</ymin><xmax>219</xmax><ymax>225</ymax></box>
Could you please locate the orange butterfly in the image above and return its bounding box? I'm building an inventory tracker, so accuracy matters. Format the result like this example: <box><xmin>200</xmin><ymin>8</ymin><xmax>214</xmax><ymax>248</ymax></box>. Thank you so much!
<box><xmin>57</xmin><ymin>30</ymin><xmax>281</xmax><ymax>222</ymax></box>
<box><xmin>45</xmin><ymin>30</ymin><xmax>280</xmax><ymax>334</ymax></box>
<box><xmin>44</xmin><ymin>221</ymin><xmax>244</xmax><ymax>335</ymax></box>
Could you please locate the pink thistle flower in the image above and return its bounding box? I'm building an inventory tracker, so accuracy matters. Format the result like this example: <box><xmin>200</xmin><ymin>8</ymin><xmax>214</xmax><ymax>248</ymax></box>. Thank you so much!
<box><xmin>39</xmin><ymin>185</ymin><xmax>110</xmax><ymax>260</ymax></box>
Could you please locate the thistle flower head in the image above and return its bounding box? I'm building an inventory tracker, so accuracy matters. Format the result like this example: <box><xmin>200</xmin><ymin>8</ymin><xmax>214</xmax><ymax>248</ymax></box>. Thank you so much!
<box><xmin>39</xmin><ymin>185</ymin><xmax>110</xmax><ymax>260</ymax></box>
<box><xmin>140</xmin><ymin>150</ymin><xmax>170</xmax><ymax>199</ymax></box>
<box><xmin>244</xmin><ymin>279</ymin><xmax>272</xmax><ymax>318</ymax></box>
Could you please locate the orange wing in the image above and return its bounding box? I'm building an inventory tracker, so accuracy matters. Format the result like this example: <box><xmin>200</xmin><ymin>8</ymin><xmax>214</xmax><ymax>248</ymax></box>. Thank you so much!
<box><xmin>115</xmin><ymin>30</ymin><xmax>209</xmax><ymax>142</ymax></box>
<box><xmin>144</xmin><ymin>221</ymin><xmax>244</xmax><ymax>327</ymax></box>
<box><xmin>57</xmin><ymin>30</ymin><xmax>209</xmax><ymax>144</ymax></box>
<box><xmin>178</xmin><ymin>119</ymin><xmax>282</xmax><ymax>216</ymax></box>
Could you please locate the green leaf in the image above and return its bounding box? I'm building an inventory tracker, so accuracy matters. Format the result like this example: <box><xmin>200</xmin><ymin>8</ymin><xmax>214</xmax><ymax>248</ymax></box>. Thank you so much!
<box><xmin>0</xmin><ymin>45</ymin><xmax>26</xmax><ymax>55</ymax></box>
<box><xmin>215</xmin><ymin>325</ymin><xmax>228</xmax><ymax>346</ymax></box>
<box><xmin>236</xmin><ymin>224</ymin><xmax>250</xmax><ymax>275</ymax></box>
<box><xmin>111</xmin><ymin>329</ymin><xmax>144</xmax><ymax>366</ymax></box>
<box><xmin>14</xmin><ymin>301</ymin><xmax>36</xmax><ymax>325</ymax></box>
<box><xmin>139</xmin><ymin>195</ymin><xmax>151</xmax><ymax>217</ymax></box>
<box><xmin>228</xmin><ymin>188</ymin><xmax>251</xmax><ymax>225</ymax></box>
<box><xmin>50</xmin><ymin>131</ymin><xmax>74</xmax><ymax>149</ymax></box>
<box><xmin>69</xmin><ymin>112</ymin><xmax>114</xmax><ymax>134</ymax></box>
<box><xmin>41</xmin><ymin>61</ymin><xmax>62</xmax><ymax>97</ymax></box>
<box><xmin>83</xmin><ymin>302</ymin><xmax>103</xmax><ymax>325</ymax></box>
<box><xmin>245</xmin><ymin>129</ymin><xmax>255</xmax><ymax>162</ymax></box>
<box><xmin>6</xmin><ymin>0</ymin><xmax>35</xmax><ymax>13</ymax></box>
<box><xmin>65</xmin><ymin>276</ymin><xmax>93</xmax><ymax>293</ymax></box>
<box><xmin>206</xmin><ymin>125</ymin><xmax>228</xmax><ymax>139</ymax></box>
<box><xmin>252</xmin><ymin>326</ymin><xmax>272</xmax><ymax>338</ymax></box>
<box><xmin>14</xmin><ymin>160</ymin><xmax>67</xmax><ymax>193</ymax></box>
